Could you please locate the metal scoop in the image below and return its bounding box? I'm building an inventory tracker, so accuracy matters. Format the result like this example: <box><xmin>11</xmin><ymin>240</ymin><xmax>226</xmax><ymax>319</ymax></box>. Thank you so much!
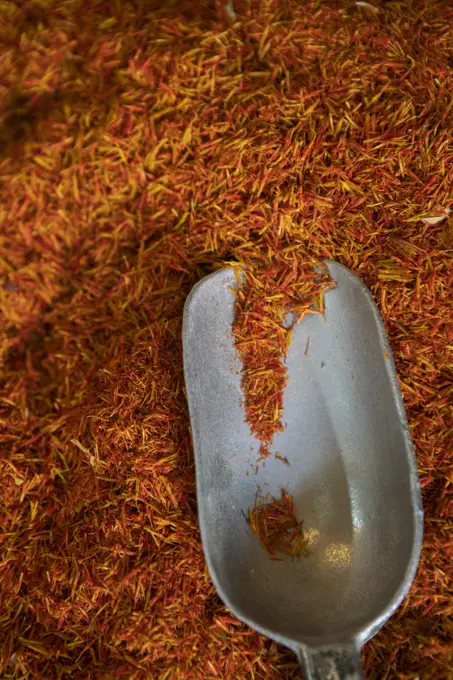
<box><xmin>183</xmin><ymin>262</ymin><xmax>423</xmax><ymax>679</ymax></box>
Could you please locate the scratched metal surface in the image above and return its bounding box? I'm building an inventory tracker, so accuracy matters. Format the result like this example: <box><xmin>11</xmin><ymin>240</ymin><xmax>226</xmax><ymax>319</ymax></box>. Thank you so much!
<box><xmin>183</xmin><ymin>262</ymin><xmax>423</xmax><ymax>670</ymax></box>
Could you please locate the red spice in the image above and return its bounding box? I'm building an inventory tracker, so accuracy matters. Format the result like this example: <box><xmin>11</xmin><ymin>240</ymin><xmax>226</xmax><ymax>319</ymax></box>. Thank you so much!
<box><xmin>0</xmin><ymin>0</ymin><xmax>452</xmax><ymax>677</ymax></box>
<box><xmin>248</xmin><ymin>489</ymin><xmax>309</xmax><ymax>560</ymax></box>
<box><xmin>232</xmin><ymin>254</ymin><xmax>333</xmax><ymax>459</ymax></box>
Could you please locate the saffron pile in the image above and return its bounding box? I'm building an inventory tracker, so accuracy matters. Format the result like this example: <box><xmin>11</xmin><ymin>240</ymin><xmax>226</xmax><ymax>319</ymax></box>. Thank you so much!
<box><xmin>1</xmin><ymin>0</ymin><xmax>452</xmax><ymax>678</ymax></box>
<box><xmin>232</xmin><ymin>253</ymin><xmax>333</xmax><ymax>459</ymax></box>
<box><xmin>248</xmin><ymin>489</ymin><xmax>309</xmax><ymax>560</ymax></box>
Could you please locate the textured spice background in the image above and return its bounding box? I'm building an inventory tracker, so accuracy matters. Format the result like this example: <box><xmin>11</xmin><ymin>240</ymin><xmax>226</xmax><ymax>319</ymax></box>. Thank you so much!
<box><xmin>1</xmin><ymin>0</ymin><xmax>452</xmax><ymax>678</ymax></box>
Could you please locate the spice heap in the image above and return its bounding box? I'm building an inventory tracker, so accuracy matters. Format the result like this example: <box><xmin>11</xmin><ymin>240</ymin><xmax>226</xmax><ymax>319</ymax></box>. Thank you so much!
<box><xmin>232</xmin><ymin>254</ymin><xmax>333</xmax><ymax>459</ymax></box>
<box><xmin>1</xmin><ymin>0</ymin><xmax>452</xmax><ymax>678</ymax></box>
<box><xmin>248</xmin><ymin>489</ymin><xmax>309</xmax><ymax>560</ymax></box>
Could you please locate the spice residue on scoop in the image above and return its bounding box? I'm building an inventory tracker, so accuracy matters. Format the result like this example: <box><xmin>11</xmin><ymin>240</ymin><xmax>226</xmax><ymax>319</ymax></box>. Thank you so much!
<box><xmin>247</xmin><ymin>489</ymin><xmax>309</xmax><ymax>560</ymax></box>
<box><xmin>232</xmin><ymin>253</ymin><xmax>334</xmax><ymax>459</ymax></box>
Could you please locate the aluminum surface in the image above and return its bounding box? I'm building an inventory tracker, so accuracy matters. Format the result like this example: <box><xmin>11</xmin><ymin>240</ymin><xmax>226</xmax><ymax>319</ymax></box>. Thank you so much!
<box><xmin>183</xmin><ymin>262</ymin><xmax>423</xmax><ymax>677</ymax></box>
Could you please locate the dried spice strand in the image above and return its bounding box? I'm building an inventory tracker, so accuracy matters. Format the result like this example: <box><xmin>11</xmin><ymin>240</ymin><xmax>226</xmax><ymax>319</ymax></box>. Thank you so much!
<box><xmin>232</xmin><ymin>255</ymin><xmax>333</xmax><ymax>458</ymax></box>
<box><xmin>248</xmin><ymin>489</ymin><xmax>309</xmax><ymax>560</ymax></box>
<box><xmin>275</xmin><ymin>452</ymin><xmax>289</xmax><ymax>466</ymax></box>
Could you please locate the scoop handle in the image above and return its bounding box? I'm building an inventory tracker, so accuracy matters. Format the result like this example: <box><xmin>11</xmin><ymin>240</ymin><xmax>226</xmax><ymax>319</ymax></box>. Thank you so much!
<box><xmin>297</xmin><ymin>643</ymin><xmax>364</xmax><ymax>679</ymax></box>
